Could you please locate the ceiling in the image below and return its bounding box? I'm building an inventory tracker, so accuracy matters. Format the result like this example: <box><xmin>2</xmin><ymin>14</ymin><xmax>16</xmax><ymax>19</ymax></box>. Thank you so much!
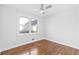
<box><xmin>5</xmin><ymin>4</ymin><xmax>79</xmax><ymax>17</ymax></box>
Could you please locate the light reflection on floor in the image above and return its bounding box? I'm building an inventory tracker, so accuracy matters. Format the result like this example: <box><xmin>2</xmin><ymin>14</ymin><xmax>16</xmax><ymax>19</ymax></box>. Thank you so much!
<box><xmin>22</xmin><ymin>48</ymin><xmax>38</xmax><ymax>55</ymax></box>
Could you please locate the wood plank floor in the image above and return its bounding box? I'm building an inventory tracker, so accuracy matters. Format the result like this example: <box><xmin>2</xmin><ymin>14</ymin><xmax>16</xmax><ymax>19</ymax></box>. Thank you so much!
<box><xmin>1</xmin><ymin>39</ymin><xmax>79</xmax><ymax>55</ymax></box>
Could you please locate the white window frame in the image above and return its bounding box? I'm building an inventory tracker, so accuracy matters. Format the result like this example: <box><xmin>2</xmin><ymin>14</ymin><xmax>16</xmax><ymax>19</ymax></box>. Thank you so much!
<box><xmin>17</xmin><ymin>16</ymin><xmax>39</xmax><ymax>35</ymax></box>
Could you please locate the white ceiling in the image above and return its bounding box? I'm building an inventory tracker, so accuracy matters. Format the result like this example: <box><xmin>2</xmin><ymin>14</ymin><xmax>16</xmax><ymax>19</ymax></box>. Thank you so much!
<box><xmin>5</xmin><ymin>4</ymin><xmax>79</xmax><ymax>17</ymax></box>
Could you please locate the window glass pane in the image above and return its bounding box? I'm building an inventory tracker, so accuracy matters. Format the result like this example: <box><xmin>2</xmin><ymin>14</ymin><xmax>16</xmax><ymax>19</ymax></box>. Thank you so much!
<box><xmin>19</xmin><ymin>17</ymin><xmax>30</xmax><ymax>33</ymax></box>
<box><xmin>31</xmin><ymin>19</ymin><xmax>38</xmax><ymax>33</ymax></box>
<box><xmin>19</xmin><ymin>25</ymin><xmax>23</xmax><ymax>31</ymax></box>
<box><xmin>20</xmin><ymin>17</ymin><xmax>29</xmax><ymax>25</ymax></box>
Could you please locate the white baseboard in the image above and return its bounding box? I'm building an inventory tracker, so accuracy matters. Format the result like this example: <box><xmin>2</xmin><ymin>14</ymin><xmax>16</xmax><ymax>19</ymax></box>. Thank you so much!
<box><xmin>1</xmin><ymin>37</ymin><xmax>79</xmax><ymax>52</ymax></box>
<box><xmin>45</xmin><ymin>38</ymin><xmax>79</xmax><ymax>49</ymax></box>
<box><xmin>0</xmin><ymin>38</ymin><xmax>44</xmax><ymax>52</ymax></box>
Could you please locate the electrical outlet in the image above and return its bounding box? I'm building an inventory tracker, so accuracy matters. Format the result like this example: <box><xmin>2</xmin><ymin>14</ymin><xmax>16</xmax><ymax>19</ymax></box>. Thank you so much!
<box><xmin>32</xmin><ymin>38</ymin><xmax>35</xmax><ymax>40</ymax></box>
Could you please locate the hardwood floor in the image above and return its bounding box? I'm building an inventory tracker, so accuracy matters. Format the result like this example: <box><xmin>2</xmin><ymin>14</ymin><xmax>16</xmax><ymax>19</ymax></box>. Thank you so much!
<box><xmin>1</xmin><ymin>39</ymin><xmax>79</xmax><ymax>55</ymax></box>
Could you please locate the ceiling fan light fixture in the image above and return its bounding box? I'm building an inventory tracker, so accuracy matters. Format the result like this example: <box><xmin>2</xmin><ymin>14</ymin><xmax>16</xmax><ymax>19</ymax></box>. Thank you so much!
<box><xmin>40</xmin><ymin>10</ymin><xmax>44</xmax><ymax>13</ymax></box>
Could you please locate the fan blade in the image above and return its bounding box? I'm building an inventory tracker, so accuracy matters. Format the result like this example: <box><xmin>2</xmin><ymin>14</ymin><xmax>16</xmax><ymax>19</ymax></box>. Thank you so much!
<box><xmin>46</xmin><ymin>5</ymin><xmax>52</xmax><ymax>9</ymax></box>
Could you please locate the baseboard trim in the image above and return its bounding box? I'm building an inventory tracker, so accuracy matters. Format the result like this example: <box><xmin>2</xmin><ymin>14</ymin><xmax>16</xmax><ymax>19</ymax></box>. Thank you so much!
<box><xmin>0</xmin><ymin>38</ymin><xmax>45</xmax><ymax>52</ymax></box>
<box><xmin>45</xmin><ymin>38</ymin><xmax>79</xmax><ymax>49</ymax></box>
<box><xmin>1</xmin><ymin>38</ymin><xmax>79</xmax><ymax>52</ymax></box>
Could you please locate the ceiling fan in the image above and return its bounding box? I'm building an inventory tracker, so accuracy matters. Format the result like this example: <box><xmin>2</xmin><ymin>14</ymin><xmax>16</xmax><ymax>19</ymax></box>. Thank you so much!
<box><xmin>40</xmin><ymin>4</ymin><xmax>52</xmax><ymax>14</ymax></box>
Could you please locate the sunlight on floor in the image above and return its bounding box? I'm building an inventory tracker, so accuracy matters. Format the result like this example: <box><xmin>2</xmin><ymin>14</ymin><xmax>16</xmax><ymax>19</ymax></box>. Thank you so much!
<box><xmin>22</xmin><ymin>48</ymin><xmax>38</xmax><ymax>55</ymax></box>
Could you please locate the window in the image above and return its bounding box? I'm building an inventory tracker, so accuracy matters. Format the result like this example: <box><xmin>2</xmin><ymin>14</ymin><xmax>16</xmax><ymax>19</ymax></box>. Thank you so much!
<box><xmin>31</xmin><ymin>19</ymin><xmax>38</xmax><ymax>33</ymax></box>
<box><xmin>19</xmin><ymin>16</ymin><xmax>38</xmax><ymax>34</ymax></box>
<box><xmin>19</xmin><ymin>17</ymin><xmax>30</xmax><ymax>33</ymax></box>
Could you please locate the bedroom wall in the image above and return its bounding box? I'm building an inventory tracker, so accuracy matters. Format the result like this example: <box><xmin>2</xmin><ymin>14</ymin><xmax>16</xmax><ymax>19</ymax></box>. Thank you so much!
<box><xmin>0</xmin><ymin>5</ymin><xmax>44</xmax><ymax>51</ymax></box>
<box><xmin>0</xmin><ymin>5</ymin><xmax>3</xmax><ymax>50</ymax></box>
<box><xmin>44</xmin><ymin>5</ymin><xmax>79</xmax><ymax>48</ymax></box>
<box><xmin>1</xmin><ymin>4</ymin><xmax>79</xmax><ymax>51</ymax></box>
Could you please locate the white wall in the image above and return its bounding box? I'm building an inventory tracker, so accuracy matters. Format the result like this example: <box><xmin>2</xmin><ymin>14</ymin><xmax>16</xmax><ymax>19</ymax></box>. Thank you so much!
<box><xmin>0</xmin><ymin>5</ymin><xmax>44</xmax><ymax>51</ymax></box>
<box><xmin>0</xmin><ymin>5</ymin><xmax>3</xmax><ymax>50</ymax></box>
<box><xmin>1</xmin><ymin>4</ymin><xmax>79</xmax><ymax>51</ymax></box>
<box><xmin>45</xmin><ymin>5</ymin><xmax>79</xmax><ymax>48</ymax></box>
